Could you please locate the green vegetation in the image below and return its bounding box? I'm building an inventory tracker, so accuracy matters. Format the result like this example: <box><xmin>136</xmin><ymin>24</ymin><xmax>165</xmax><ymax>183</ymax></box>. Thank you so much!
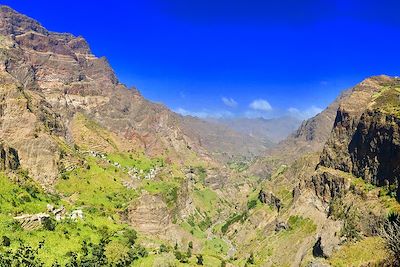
<box><xmin>0</xmin><ymin>168</ymin><xmax>148</xmax><ymax>265</ymax></box>
<box><xmin>107</xmin><ymin>152</ymin><xmax>164</xmax><ymax>171</ymax></box>
<box><xmin>233</xmin><ymin>215</ymin><xmax>317</xmax><ymax>266</ymax></box>
<box><xmin>221</xmin><ymin>212</ymin><xmax>248</xmax><ymax>234</ymax></box>
<box><xmin>372</xmin><ymin>85</ymin><xmax>400</xmax><ymax>117</ymax></box>
<box><xmin>202</xmin><ymin>237</ymin><xmax>228</xmax><ymax>256</ymax></box>
<box><xmin>56</xmin><ymin>156</ymin><xmax>138</xmax><ymax>213</ymax></box>
<box><xmin>193</xmin><ymin>186</ymin><xmax>219</xmax><ymax>215</ymax></box>
<box><xmin>0</xmin><ymin>148</ymin><xmax>177</xmax><ymax>266</ymax></box>
<box><xmin>329</xmin><ymin>237</ymin><xmax>388</xmax><ymax>266</ymax></box>
<box><xmin>0</xmin><ymin>173</ymin><xmax>58</xmax><ymax>216</ymax></box>
<box><xmin>141</xmin><ymin>180</ymin><xmax>179</xmax><ymax>207</ymax></box>
<box><xmin>270</xmin><ymin>164</ymin><xmax>288</xmax><ymax>180</ymax></box>
<box><xmin>329</xmin><ymin>198</ymin><xmax>361</xmax><ymax>241</ymax></box>
<box><xmin>228</xmin><ymin>160</ymin><xmax>249</xmax><ymax>172</ymax></box>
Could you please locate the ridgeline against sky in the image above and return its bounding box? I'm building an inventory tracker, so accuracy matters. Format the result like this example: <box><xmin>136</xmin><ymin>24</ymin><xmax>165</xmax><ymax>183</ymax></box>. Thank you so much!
<box><xmin>4</xmin><ymin>0</ymin><xmax>400</xmax><ymax>119</ymax></box>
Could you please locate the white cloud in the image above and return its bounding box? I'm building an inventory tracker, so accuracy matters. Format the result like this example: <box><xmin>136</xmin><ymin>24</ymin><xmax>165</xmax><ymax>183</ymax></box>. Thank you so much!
<box><xmin>249</xmin><ymin>99</ymin><xmax>272</xmax><ymax>112</ymax></box>
<box><xmin>288</xmin><ymin>105</ymin><xmax>323</xmax><ymax>119</ymax></box>
<box><xmin>175</xmin><ymin>108</ymin><xmax>233</xmax><ymax>119</ymax></box>
<box><xmin>222</xmin><ymin>97</ymin><xmax>238</xmax><ymax>108</ymax></box>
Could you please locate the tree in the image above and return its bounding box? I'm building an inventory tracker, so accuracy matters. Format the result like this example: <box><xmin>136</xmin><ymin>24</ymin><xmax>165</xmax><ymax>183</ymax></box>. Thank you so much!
<box><xmin>174</xmin><ymin>250</ymin><xmax>188</xmax><ymax>263</ymax></box>
<box><xmin>0</xmin><ymin>243</ymin><xmax>45</xmax><ymax>267</ymax></box>
<box><xmin>187</xmin><ymin>241</ymin><xmax>193</xmax><ymax>258</ymax></box>
<box><xmin>159</xmin><ymin>244</ymin><xmax>168</xmax><ymax>253</ymax></box>
<box><xmin>196</xmin><ymin>254</ymin><xmax>204</xmax><ymax>265</ymax></box>
<box><xmin>42</xmin><ymin>217</ymin><xmax>56</xmax><ymax>231</ymax></box>
<box><xmin>247</xmin><ymin>252</ymin><xmax>255</xmax><ymax>264</ymax></box>
<box><xmin>2</xmin><ymin>236</ymin><xmax>10</xmax><ymax>247</ymax></box>
<box><xmin>125</xmin><ymin>229</ymin><xmax>137</xmax><ymax>246</ymax></box>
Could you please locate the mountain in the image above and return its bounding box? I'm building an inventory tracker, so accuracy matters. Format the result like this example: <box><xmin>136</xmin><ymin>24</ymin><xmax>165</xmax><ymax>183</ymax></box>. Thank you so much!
<box><xmin>183</xmin><ymin>116</ymin><xmax>274</xmax><ymax>162</ymax></box>
<box><xmin>241</xmin><ymin>75</ymin><xmax>400</xmax><ymax>265</ymax></box>
<box><xmin>208</xmin><ymin>116</ymin><xmax>301</xmax><ymax>144</ymax></box>
<box><xmin>248</xmin><ymin>77</ymin><xmax>379</xmax><ymax>176</ymax></box>
<box><xmin>0</xmin><ymin>5</ymin><xmax>398</xmax><ymax>267</ymax></box>
<box><xmin>181</xmin><ymin>116</ymin><xmax>301</xmax><ymax>162</ymax></box>
<box><xmin>0</xmin><ymin>4</ymin><xmax>269</xmax><ymax>185</ymax></box>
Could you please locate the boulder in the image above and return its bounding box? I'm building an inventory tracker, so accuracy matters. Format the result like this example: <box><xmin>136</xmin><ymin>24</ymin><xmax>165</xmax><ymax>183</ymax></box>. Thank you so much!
<box><xmin>0</xmin><ymin>144</ymin><xmax>20</xmax><ymax>170</ymax></box>
<box><xmin>258</xmin><ymin>190</ymin><xmax>282</xmax><ymax>212</ymax></box>
<box><xmin>275</xmin><ymin>221</ymin><xmax>289</xmax><ymax>232</ymax></box>
<box><xmin>312</xmin><ymin>221</ymin><xmax>341</xmax><ymax>258</ymax></box>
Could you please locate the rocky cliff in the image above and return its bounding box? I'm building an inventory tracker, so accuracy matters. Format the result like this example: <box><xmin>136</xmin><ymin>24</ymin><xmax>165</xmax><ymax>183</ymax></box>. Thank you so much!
<box><xmin>0</xmin><ymin>5</ymin><xmax>230</xmax><ymax>186</ymax></box>
<box><xmin>319</xmin><ymin>76</ymin><xmax>400</xmax><ymax>200</ymax></box>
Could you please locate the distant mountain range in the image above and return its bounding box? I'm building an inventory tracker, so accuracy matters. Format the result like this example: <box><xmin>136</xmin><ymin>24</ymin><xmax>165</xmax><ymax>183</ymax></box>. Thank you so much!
<box><xmin>180</xmin><ymin>116</ymin><xmax>302</xmax><ymax>161</ymax></box>
<box><xmin>0</xmin><ymin>5</ymin><xmax>398</xmax><ymax>267</ymax></box>
<box><xmin>207</xmin><ymin>116</ymin><xmax>302</xmax><ymax>143</ymax></box>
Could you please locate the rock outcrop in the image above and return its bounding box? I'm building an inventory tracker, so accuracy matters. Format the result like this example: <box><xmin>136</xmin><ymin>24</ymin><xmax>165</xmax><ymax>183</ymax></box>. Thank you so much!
<box><xmin>0</xmin><ymin>143</ymin><xmax>19</xmax><ymax>170</ymax></box>
<box><xmin>319</xmin><ymin>76</ymin><xmax>400</xmax><ymax>200</ymax></box>
<box><xmin>310</xmin><ymin>169</ymin><xmax>350</xmax><ymax>203</ymax></box>
<box><xmin>312</xmin><ymin>220</ymin><xmax>342</xmax><ymax>258</ymax></box>
<box><xmin>0</xmin><ymin>5</ymin><xmax>233</xmax><ymax>186</ymax></box>
<box><xmin>127</xmin><ymin>193</ymin><xmax>173</xmax><ymax>235</ymax></box>
<box><xmin>13</xmin><ymin>213</ymin><xmax>50</xmax><ymax>230</ymax></box>
<box><xmin>258</xmin><ymin>190</ymin><xmax>282</xmax><ymax>211</ymax></box>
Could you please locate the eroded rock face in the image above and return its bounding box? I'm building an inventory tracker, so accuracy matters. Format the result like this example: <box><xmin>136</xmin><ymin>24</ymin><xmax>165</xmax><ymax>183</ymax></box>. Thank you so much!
<box><xmin>319</xmin><ymin>109</ymin><xmax>358</xmax><ymax>173</ymax></box>
<box><xmin>310</xmin><ymin>171</ymin><xmax>350</xmax><ymax>203</ymax></box>
<box><xmin>258</xmin><ymin>190</ymin><xmax>282</xmax><ymax>211</ymax></box>
<box><xmin>312</xmin><ymin>220</ymin><xmax>341</xmax><ymax>258</ymax></box>
<box><xmin>0</xmin><ymin>143</ymin><xmax>19</xmax><ymax>170</ymax></box>
<box><xmin>0</xmin><ymin>70</ymin><xmax>61</xmax><ymax>185</ymax></box>
<box><xmin>0</xmin><ymin>5</ymin><xmax>220</xmax><ymax>187</ymax></box>
<box><xmin>349</xmin><ymin>111</ymin><xmax>400</xmax><ymax>198</ymax></box>
<box><xmin>127</xmin><ymin>193</ymin><xmax>173</xmax><ymax>235</ymax></box>
<box><xmin>319</xmin><ymin>109</ymin><xmax>400</xmax><ymax>201</ymax></box>
<box><xmin>0</xmin><ymin>5</ymin><xmax>210</xmax><ymax>167</ymax></box>
<box><xmin>317</xmin><ymin>76</ymin><xmax>400</xmax><ymax>201</ymax></box>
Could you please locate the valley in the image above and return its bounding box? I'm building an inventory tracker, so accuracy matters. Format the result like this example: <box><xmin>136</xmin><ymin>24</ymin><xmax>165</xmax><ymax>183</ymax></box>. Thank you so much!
<box><xmin>0</xmin><ymin>5</ymin><xmax>399</xmax><ymax>267</ymax></box>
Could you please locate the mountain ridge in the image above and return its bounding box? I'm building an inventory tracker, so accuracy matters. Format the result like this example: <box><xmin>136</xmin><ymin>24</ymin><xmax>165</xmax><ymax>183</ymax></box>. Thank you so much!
<box><xmin>0</xmin><ymin>5</ymin><xmax>398</xmax><ymax>267</ymax></box>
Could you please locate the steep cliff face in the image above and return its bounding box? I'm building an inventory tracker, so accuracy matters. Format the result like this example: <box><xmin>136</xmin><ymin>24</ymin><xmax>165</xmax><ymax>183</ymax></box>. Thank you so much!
<box><xmin>349</xmin><ymin>111</ymin><xmax>400</xmax><ymax>195</ymax></box>
<box><xmin>249</xmin><ymin>76</ymin><xmax>389</xmax><ymax>179</ymax></box>
<box><xmin>0</xmin><ymin>5</ymin><xmax>220</xmax><ymax>186</ymax></box>
<box><xmin>0</xmin><ymin>143</ymin><xmax>19</xmax><ymax>170</ymax></box>
<box><xmin>319</xmin><ymin>76</ymin><xmax>400</xmax><ymax>200</ymax></box>
<box><xmin>0</xmin><ymin>67</ymin><xmax>62</xmax><ymax>185</ymax></box>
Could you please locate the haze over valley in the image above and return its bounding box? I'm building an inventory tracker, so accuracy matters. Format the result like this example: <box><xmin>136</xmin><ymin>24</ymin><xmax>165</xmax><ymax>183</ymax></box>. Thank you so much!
<box><xmin>0</xmin><ymin>2</ymin><xmax>399</xmax><ymax>267</ymax></box>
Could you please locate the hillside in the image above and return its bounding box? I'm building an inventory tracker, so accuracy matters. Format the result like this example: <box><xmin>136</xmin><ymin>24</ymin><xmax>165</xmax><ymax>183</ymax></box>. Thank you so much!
<box><xmin>240</xmin><ymin>75</ymin><xmax>400</xmax><ymax>265</ymax></box>
<box><xmin>0</xmin><ymin>5</ymin><xmax>399</xmax><ymax>267</ymax></box>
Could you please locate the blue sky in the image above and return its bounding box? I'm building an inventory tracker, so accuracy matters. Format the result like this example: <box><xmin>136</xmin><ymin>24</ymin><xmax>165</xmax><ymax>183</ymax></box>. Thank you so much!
<box><xmin>3</xmin><ymin>0</ymin><xmax>400</xmax><ymax>119</ymax></box>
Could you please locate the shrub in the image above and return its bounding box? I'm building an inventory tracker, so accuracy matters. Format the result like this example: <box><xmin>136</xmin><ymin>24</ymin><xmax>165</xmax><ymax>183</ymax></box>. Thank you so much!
<box><xmin>196</xmin><ymin>254</ymin><xmax>204</xmax><ymax>265</ymax></box>
<box><xmin>159</xmin><ymin>244</ymin><xmax>169</xmax><ymax>253</ymax></box>
<box><xmin>247</xmin><ymin>199</ymin><xmax>257</xmax><ymax>210</ymax></box>
<box><xmin>247</xmin><ymin>252</ymin><xmax>255</xmax><ymax>264</ymax></box>
<box><xmin>174</xmin><ymin>250</ymin><xmax>189</xmax><ymax>263</ymax></box>
<box><xmin>42</xmin><ymin>217</ymin><xmax>56</xmax><ymax>231</ymax></box>
<box><xmin>125</xmin><ymin>228</ymin><xmax>138</xmax><ymax>246</ymax></box>
<box><xmin>379</xmin><ymin>215</ymin><xmax>400</xmax><ymax>265</ymax></box>
<box><xmin>2</xmin><ymin>236</ymin><xmax>10</xmax><ymax>247</ymax></box>
<box><xmin>329</xmin><ymin>198</ymin><xmax>361</xmax><ymax>241</ymax></box>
